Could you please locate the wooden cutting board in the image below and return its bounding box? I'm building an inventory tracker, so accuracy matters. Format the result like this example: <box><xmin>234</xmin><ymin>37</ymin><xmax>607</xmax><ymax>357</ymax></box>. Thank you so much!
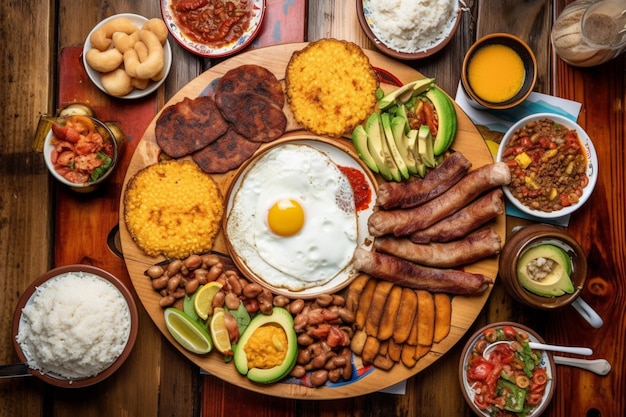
<box><xmin>118</xmin><ymin>43</ymin><xmax>505</xmax><ymax>399</ymax></box>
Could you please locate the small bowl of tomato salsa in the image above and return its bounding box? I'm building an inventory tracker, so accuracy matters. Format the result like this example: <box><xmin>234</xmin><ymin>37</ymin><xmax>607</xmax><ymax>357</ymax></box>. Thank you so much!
<box><xmin>43</xmin><ymin>116</ymin><xmax>119</xmax><ymax>193</ymax></box>
<box><xmin>160</xmin><ymin>0</ymin><xmax>266</xmax><ymax>58</ymax></box>
<box><xmin>459</xmin><ymin>322</ymin><xmax>556</xmax><ymax>417</ymax></box>
<box><xmin>496</xmin><ymin>113</ymin><xmax>598</xmax><ymax>219</ymax></box>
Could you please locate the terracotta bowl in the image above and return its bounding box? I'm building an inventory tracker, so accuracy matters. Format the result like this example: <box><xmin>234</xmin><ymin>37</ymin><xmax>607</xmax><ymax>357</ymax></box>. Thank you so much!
<box><xmin>12</xmin><ymin>265</ymin><xmax>139</xmax><ymax>388</ymax></box>
<box><xmin>461</xmin><ymin>33</ymin><xmax>537</xmax><ymax>110</ymax></box>
<box><xmin>498</xmin><ymin>224</ymin><xmax>587</xmax><ymax>310</ymax></box>
<box><xmin>459</xmin><ymin>321</ymin><xmax>556</xmax><ymax>417</ymax></box>
<box><xmin>357</xmin><ymin>0</ymin><xmax>461</xmax><ymax>60</ymax></box>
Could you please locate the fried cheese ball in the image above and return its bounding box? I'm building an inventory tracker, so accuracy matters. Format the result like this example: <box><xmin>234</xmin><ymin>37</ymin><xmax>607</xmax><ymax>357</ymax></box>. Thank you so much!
<box><xmin>124</xmin><ymin>160</ymin><xmax>223</xmax><ymax>259</ymax></box>
<box><xmin>285</xmin><ymin>39</ymin><xmax>379</xmax><ymax>138</ymax></box>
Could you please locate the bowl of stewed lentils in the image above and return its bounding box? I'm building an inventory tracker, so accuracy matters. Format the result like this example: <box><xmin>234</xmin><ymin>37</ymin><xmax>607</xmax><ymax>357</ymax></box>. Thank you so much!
<box><xmin>496</xmin><ymin>113</ymin><xmax>598</xmax><ymax>219</ymax></box>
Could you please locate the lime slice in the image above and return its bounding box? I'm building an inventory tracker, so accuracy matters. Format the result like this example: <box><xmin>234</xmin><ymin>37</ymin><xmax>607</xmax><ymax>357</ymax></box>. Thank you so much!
<box><xmin>210</xmin><ymin>309</ymin><xmax>232</xmax><ymax>354</ymax></box>
<box><xmin>164</xmin><ymin>308</ymin><xmax>212</xmax><ymax>354</ymax></box>
<box><xmin>193</xmin><ymin>282</ymin><xmax>223</xmax><ymax>320</ymax></box>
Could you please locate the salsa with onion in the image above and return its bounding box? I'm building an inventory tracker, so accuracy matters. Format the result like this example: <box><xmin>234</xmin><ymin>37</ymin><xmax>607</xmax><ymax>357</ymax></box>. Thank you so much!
<box><xmin>465</xmin><ymin>325</ymin><xmax>549</xmax><ymax>416</ymax></box>
<box><xmin>49</xmin><ymin>116</ymin><xmax>115</xmax><ymax>184</ymax></box>
<box><xmin>501</xmin><ymin>118</ymin><xmax>589</xmax><ymax>213</ymax></box>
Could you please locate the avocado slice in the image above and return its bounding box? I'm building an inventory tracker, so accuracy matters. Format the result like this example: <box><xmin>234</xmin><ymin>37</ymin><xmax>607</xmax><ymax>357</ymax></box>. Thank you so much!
<box><xmin>517</xmin><ymin>244</ymin><xmax>574</xmax><ymax>297</ymax></box>
<box><xmin>379</xmin><ymin>78</ymin><xmax>435</xmax><ymax>111</ymax></box>
<box><xmin>417</xmin><ymin>125</ymin><xmax>436</xmax><ymax>168</ymax></box>
<box><xmin>390</xmin><ymin>115</ymin><xmax>418</xmax><ymax>175</ymax></box>
<box><xmin>352</xmin><ymin>124</ymin><xmax>379</xmax><ymax>173</ymax></box>
<box><xmin>365</xmin><ymin>113</ymin><xmax>399</xmax><ymax>181</ymax></box>
<box><xmin>233</xmin><ymin>307</ymin><xmax>297</xmax><ymax>384</ymax></box>
<box><xmin>424</xmin><ymin>87</ymin><xmax>458</xmax><ymax>156</ymax></box>
<box><xmin>381</xmin><ymin>113</ymin><xmax>409</xmax><ymax>180</ymax></box>
<box><xmin>407</xmin><ymin>129</ymin><xmax>426</xmax><ymax>177</ymax></box>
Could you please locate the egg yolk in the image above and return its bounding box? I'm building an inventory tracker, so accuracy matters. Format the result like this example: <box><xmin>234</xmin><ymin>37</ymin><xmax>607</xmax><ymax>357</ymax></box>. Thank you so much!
<box><xmin>267</xmin><ymin>199</ymin><xmax>304</xmax><ymax>237</ymax></box>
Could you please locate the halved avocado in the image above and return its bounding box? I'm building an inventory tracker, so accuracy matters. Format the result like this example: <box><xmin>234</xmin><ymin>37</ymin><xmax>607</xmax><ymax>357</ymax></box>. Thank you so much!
<box><xmin>424</xmin><ymin>87</ymin><xmax>457</xmax><ymax>156</ymax></box>
<box><xmin>517</xmin><ymin>244</ymin><xmax>574</xmax><ymax>297</ymax></box>
<box><xmin>233</xmin><ymin>307</ymin><xmax>297</xmax><ymax>384</ymax></box>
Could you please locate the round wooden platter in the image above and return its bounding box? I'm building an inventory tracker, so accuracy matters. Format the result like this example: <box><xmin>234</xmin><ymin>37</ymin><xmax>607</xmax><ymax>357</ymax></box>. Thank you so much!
<box><xmin>119</xmin><ymin>42</ymin><xmax>504</xmax><ymax>399</ymax></box>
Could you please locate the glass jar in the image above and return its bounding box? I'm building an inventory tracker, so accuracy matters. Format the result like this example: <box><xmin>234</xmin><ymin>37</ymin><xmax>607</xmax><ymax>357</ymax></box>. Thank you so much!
<box><xmin>551</xmin><ymin>0</ymin><xmax>626</xmax><ymax>67</ymax></box>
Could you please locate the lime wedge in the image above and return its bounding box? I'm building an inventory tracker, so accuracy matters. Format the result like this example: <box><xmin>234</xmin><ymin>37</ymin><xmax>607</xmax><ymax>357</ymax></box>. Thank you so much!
<box><xmin>210</xmin><ymin>309</ymin><xmax>232</xmax><ymax>355</ymax></box>
<box><xmin>164</xmin><ymin>308</ymin><xmax>212</xmax><ymax>354</ymax></box>
<box><xmin>193</xmin><ymin>282</ymin><xmax>223</xmax><ymax>321</ymax></box>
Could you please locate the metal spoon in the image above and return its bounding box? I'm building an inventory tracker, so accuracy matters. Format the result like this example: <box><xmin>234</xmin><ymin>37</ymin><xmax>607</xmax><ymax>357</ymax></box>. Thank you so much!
<box><xmin>483</xmin><ymin>340</ymin><xmax>593</xmax><ymax>358</ymax></box>
<box><xmin>552</xmin><ymin>356</ymin><xmax>611</xmax><ymax>376</ymax></box>
<box><xmin>0</xmin><ymin>363</ymin><xmax>32</xmax><ymax>378</ymax></box>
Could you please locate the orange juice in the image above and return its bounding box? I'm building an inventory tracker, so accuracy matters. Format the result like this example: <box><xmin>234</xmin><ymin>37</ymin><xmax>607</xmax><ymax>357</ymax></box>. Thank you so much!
<box><xmin>468</xmin><ymin>44</ymin><xmax>525</xmax><ymax>103</ymax></box>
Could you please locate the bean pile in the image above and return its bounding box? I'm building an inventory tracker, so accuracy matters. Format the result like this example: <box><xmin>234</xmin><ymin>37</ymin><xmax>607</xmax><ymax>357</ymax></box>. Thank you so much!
<box><xmin>145</xmin><ymin>253</ymin><xmax>357</xmax><ymax>386</ymax></box>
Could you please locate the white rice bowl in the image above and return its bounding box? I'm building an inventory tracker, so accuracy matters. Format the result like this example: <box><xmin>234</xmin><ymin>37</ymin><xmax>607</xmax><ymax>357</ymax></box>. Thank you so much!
<box><xmin>364</xmin><ymin>0</ymin><xmax>460</xmax><ymax>53</ymax></box>
<box><xmin>16</xmin><ymin>271</ymin><xmax>132</xmax><ymax>380</ymax></box>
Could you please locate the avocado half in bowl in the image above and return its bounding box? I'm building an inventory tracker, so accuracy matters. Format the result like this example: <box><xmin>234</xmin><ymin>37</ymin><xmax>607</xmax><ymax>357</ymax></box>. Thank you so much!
<box><xmin>498</xmin><ymin>224</ymin><xmax>586</xmax><ymax>310</ymax></box>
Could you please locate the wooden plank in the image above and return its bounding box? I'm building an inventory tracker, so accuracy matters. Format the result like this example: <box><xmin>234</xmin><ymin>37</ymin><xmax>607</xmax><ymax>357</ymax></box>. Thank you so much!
<box><xmin>0</xmin><ymin>1</ymin><xmax>54</xmax><ymax>416</ymax></box>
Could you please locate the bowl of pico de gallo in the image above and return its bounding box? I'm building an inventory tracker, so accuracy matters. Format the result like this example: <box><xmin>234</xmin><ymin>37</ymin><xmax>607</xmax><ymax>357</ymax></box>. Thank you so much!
<box><xmin>459</xmin><ymin>322</ymin><xmax>556</xmax><ymax>417</ymax></box>
<box><xmin>43</xmin><ymin>115</ymin><xmax>119</xmax><ymax>193</ymax></box>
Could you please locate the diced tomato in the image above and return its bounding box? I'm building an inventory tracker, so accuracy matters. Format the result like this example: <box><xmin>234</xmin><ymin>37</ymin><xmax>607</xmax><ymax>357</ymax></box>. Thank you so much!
<box><xmin>502</xmin><ymin>326</ymin><xmax>517</xmax><ymax>339</ymax></box>
<box><xmin>520</xmin><ymin>136</ymin><xmax>533</xmax><ymax>148</ymax></box>
<box><xmin>467</xmin><ymin>360</ymin><xmax>494</xmax><ymax>381</ymax></box>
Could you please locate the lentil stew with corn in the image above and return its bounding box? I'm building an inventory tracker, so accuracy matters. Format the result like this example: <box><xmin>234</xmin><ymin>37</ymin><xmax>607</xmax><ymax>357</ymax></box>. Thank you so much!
<box><xmin>501</xmin><ymin>118</ymin><xmax>589</xmax><ymax>213</ymax></box>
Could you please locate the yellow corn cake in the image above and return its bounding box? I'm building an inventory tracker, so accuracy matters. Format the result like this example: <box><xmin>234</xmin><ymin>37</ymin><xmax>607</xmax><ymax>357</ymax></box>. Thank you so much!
<box><xmin>124</xmin><ymin>160</ymin><xmax>223</xmax><ymax>259</ymax></box>
<box><xmin>285</xmin><ymin>39</ymin><xmax>379</xmax><ymax>138</ymax></box>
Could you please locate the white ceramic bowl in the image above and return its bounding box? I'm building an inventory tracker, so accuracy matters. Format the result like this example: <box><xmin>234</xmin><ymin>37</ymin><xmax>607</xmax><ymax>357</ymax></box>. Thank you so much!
<box><xmin>357</xmin><ymin>0</ymin><xmax>461</xmax><ymax>60</ymax></box>
<box><xmin>223</xmin><ymin>136</ymin><xmax>377</xmax><ymax>299</ymax></box>
<box><xmin>160</xmin><ymin>0</ymin><xmax>266</xmax><ymax>58</ymax></box>
<box><xmin>43</xmin><ymin>116</ymin><xmax>119</xmax><ymax>192</ymax></box>
<box><xmin>496</xmin><ymin>113</ymin><xmax>598</xmax><ymax>219</ymax></box>
<box><xmin>12</xmin><ymin>265</ymin><xmax>139</xmax><ymax>388</ymax></box>
<box><xmin>83</xmin><ymin>13</ymin><xmax>172</xmax><ymax>99</ymax></box>
<box><xmin>459</xmin><ymin>322</ymin><xmax>556</xmax><ymax>417</ymax></box>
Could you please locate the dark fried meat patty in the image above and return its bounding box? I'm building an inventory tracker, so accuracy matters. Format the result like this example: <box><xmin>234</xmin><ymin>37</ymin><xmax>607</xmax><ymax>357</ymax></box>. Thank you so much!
<box><xmin>155</xmin><ymin>96</ymin><xmax>229</xmax><ymax>158</ymax></box>
<box><xmin>215</xmin><ymin>92</ymin><xmax>287</xmax><ymax>143</ymax></box>
<box><xmin>215</xmin><ymin>64</ymin><xmax>284</xmax><ymax>107</ymax></box>
<box><xmin>192</xmin><ymin>128</ymin><xmax>262</xmax><ymax>174</ymax></box>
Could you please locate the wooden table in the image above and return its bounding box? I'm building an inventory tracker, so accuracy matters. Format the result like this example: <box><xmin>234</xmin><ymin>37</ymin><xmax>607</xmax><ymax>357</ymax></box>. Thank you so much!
<box><xmin>1</xmin><ymin>1</ymin><xmax>623</xmax><ymax>416</ymax></box>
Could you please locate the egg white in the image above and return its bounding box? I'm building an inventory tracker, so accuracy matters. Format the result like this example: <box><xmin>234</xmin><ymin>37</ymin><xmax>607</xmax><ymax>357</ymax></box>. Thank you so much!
<box><xmin>226</xmin><ymin>144</ymin><xmax>357</xmax><ymax>291</ymax></box>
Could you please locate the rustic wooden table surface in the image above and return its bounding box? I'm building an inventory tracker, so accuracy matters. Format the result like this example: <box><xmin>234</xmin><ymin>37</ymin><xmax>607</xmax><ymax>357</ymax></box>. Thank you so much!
<box><xmin>1</xmin><ymin>1</ymin><xmax>624</xmax><ymax>416</ymax></box>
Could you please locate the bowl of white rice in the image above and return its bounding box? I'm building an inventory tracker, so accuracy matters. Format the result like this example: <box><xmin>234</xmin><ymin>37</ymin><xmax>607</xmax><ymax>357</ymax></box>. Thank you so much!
<box><xmin>357</xmin><ymin>0</ymin><xmax>462</xmax><ymax>60</ymax></box>
<box><xmin>12</xmin><ymin>265</ymin><xmax>138</xmax><ymax>388</ymax></box>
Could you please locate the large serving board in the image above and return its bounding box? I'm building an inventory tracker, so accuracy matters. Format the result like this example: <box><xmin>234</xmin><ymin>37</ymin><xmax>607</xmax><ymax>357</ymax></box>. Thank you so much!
<box><xmin>119</xmin><ymin>43</ymin><xmax>505</xmax><ymax>399</ymax></box>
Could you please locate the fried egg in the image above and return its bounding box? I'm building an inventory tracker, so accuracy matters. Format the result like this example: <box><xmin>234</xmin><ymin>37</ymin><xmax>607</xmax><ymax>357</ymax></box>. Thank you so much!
<box><xmin>226</xmin><ymin>143</ymin><xmax>357</xmax><ymax>291</ymax></box>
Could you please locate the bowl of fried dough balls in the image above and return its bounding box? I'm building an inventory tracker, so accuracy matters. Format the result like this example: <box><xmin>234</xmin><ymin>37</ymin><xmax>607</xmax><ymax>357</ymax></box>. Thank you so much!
<box><xmin>83</xmin><ymin>14</ymin><xmax>172</xmax><ymax>99</ymax></box>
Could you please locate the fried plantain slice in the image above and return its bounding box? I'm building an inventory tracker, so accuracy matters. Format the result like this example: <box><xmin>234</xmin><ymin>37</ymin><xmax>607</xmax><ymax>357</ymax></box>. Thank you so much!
<box><xmin>365</xmin><ymin>280</ymin><xmax>394</xmax><ymax>337</ymax></box>
<box><xmin>392</xmin><ymin>288</ymin><xmax>418</xmax><ymax>344</ymax></box>
<box><xmin>433</xmin><ymin>293</ymin><xmax>452</xmax><ymax>343</ymax></box>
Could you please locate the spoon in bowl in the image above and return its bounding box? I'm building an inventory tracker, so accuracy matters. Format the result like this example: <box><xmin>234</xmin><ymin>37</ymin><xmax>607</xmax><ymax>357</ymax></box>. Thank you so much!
<box><xmin>483</xmin><ymin>340</ymin><xmax>593</xmax><ymax>359</ymax></box>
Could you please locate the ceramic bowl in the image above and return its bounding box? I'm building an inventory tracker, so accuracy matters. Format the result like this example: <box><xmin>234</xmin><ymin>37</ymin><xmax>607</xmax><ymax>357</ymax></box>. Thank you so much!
<box><xmin>496</xmin><ymin>113</ymin><xmax>598</xmax><ymax>219</ymax></box>
<box><xmin>357</xmin><ymin>0</ymin><xmax>461</xmax><ymax>60</ymax></box>
<box><xmin>12</xmin><ymin>265</ymin><xmax>139</xmax><ymax>388</ymax></box>
<box><xmin>222</xmin><ymin>136</ymin><xmax>377</xmax><ymax>299</ymax></box>
<box><xmin>160</xmin><ymin>0</ymin><xmax>266</xmax><ymax>58</ymax></box>
<box><xmin>43</xmin><ymin>115</ymin><xmax>118</xmax><ymax>193</ymax></box>
<box><xmin>83</xmin><ymin>13</ymin><xmax>172</xmax><ymax>99</ymax></box>
<box><xmin>459</xmin><ymin>321</ymin><xmax>556</xmax><ymax>417</ymax></box>
<box><xmin>498</xmin><ymin>224</ymin><xmax>587</xmax><ymax>310</ymax></box>
<box><xmin>461</xmin><ymin>33</ymin><xmax>537</xmax><ymax>110</ymax></box>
